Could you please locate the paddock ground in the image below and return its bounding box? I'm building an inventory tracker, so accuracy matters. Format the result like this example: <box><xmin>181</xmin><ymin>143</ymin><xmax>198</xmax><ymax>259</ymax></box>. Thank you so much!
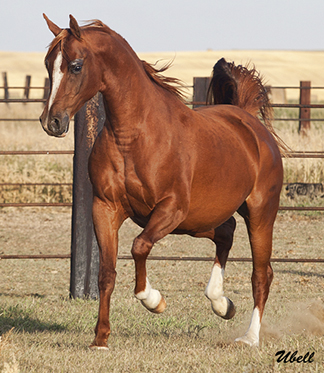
<box><xmin>0</xmin><ymin>208</ymin><xmax>323</xmax><ymax>372</ymax></box>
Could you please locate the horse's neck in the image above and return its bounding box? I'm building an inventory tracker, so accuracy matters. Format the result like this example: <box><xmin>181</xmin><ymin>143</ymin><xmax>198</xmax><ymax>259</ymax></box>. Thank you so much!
<box><xmin>99</xmin><ymin>43</ymin><xmax>154</xmax><ymax>132</ymax></box>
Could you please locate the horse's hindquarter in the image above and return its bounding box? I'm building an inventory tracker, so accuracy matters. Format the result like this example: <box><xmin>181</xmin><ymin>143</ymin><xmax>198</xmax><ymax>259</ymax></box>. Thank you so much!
<box><xmin>177</xmin><ymin>105</ymin><xmax>283</xmax><ymax>232</ymax></box>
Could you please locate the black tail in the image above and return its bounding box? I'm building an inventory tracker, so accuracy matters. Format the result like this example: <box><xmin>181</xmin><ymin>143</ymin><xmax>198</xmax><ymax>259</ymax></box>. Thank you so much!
<box><xmin>207</xmin><ymin>58</ymin><xmax>289</xmax><ymax>155</ymax></box>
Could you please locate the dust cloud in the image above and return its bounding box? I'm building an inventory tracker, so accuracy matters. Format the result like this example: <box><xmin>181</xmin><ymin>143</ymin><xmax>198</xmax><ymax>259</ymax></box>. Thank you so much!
<box><xmin>261</xmin><ymin>299</ymin><xmax>324</xmax><ymax>341</ymax></box>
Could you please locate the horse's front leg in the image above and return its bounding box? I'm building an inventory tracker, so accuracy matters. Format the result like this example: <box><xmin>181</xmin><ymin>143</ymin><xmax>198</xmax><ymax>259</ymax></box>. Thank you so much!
<box><xmin>131</xmin><ymin>198</ymin><xmax>188</xmax><ymax>313</ymax></box>
<box><xmin>89</xmin><ymin>196</ymin><xmax>125</xmax><ymax>350</ymax></box>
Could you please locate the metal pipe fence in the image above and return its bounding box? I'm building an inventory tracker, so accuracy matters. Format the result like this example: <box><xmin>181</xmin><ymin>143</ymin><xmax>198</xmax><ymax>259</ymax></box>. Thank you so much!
<box><xmin>1</xmin><ymin>82</ymin><xmax>324</xmax><ymax>265</ymax></box>
<box><xmin>0</xmin><ymin>254</ymin><xmax>323</xmax><ymax>263</ymax></box>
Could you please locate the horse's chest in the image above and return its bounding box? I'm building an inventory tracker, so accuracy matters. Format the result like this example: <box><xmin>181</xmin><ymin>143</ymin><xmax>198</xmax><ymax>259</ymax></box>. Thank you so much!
<box><xmin>123</xmin><ymin>162</ymin><xmax>155</xmax><ymax>216</ymax></box>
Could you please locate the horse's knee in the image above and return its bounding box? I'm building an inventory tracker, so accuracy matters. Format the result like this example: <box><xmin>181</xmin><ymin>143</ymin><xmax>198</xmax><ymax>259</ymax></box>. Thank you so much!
<box><xmin>131</xmin><ymin>236</ymin><xmax>152</xmax><ymax>261</ymax></box>
<box><xmin>98</xmin><ymin>267</ymin><xmax>116</xmax><ymax>292</ymax></box>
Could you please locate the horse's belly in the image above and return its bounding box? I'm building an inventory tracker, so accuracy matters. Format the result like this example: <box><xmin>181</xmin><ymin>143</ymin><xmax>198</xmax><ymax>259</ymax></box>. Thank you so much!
<box><xmin>176</xmin><ymin>176</ymin><xmax>252</xmax><ymax>233</ymax></box>
<box><xmin>177</xmin><ymin>198</ymin><xmax>244</xmax><ymax>234</ymax></box>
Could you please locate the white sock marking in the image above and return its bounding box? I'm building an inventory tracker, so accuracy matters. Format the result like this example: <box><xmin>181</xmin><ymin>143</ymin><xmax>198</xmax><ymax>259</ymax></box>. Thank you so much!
<box><xmin>235</xmin><ymin>307</ymin><xmax>261</xmax><ymax>346</ymax></box>
<box><xmin>135</xmin><ymin>278</ymin><xmax>162</xmax><ymax>310</ymax></box>
<box><xmin>205</xmin><ymin>264</ymin><xmax>228</xmax><ymax>317</ymax></box>
<box><xmin>246</xmin><ymin>307</ymin><xmax>261</xmax><ymax>339</ymax></box>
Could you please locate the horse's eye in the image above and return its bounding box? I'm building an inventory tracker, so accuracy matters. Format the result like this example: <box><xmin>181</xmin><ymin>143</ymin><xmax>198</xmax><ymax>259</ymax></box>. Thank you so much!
<box><xmin>69</xmin><ymin>59</ymin><xmax>83</xmax><ymax>74</ymax></box>
<box><xmin>73</xmin><ymin>65</ymin><xmax>82</xmax><ymax>73</ymax></box>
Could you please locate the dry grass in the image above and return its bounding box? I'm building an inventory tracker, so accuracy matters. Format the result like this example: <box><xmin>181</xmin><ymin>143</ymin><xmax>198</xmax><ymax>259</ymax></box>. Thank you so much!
<box><xmin>0</xmin><ymin>104</ymin><xmax>74</xmax><ymax>204</ymax></box>
<box><xmin>2</xmin><ymin>105</ymin><xmax>324</xmax><ymax>207</ymax></box>
<box><xmin>0</xmin><ymin>210</ymin><xmax>323</xmax><ymax>372</ymax></box>
<box><xmin>273</xmin><ymin>108</ymin><xmax>324</xmax><ymax>210</ymax></box>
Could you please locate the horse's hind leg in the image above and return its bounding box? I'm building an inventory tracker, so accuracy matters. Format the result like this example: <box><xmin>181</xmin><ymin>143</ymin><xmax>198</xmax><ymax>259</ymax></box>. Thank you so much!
<box><xmin>235</xmin><ymin>201</ymin><xmax>276</xmax><ymax>347</ymax></box>
<box><xmin>195</xmin><ymin>217</ymin><xmax>236</xmax><ymax>319</ymax></box>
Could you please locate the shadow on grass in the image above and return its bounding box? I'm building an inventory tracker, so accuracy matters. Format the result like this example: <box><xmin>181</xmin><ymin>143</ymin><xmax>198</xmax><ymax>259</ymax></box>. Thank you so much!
<box><xmin>0</xmin><ymin>304</ymin><xmax>66</xmax><ymax>334</ymax></box>
<box><xmin>276</xmin><ymin>269</ymin><xmax>324</xmax><ymax>278</ymax></box>
<box><xmin>0</xmin><ymin>293</ymin><xmax>45</xmax><ymax>299</ymax></box>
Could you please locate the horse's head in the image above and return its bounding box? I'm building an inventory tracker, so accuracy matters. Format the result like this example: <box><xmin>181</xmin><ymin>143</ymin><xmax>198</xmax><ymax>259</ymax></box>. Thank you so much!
<box><xmin>40</xmin><ymin>14</ymin><xmax>102</xmax><ymax>137</ymax></box>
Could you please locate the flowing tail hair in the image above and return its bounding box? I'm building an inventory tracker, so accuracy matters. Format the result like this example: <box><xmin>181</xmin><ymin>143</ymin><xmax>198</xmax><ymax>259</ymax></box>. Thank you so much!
<box><xmin>207</xmin><ymin>58</ymin><xmax>289</xmax><ymax>156</ymax></box>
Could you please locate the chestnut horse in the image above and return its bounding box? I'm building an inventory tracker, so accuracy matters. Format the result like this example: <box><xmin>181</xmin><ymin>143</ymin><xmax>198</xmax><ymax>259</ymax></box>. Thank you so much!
<box><xmin>40</xmin><ymin>15</ymin><xmax>285</xmax><ymax>349</ymax></box>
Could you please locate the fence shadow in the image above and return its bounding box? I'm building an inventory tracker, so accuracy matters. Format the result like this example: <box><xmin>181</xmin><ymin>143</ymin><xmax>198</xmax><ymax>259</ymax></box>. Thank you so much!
<box><xmin>0</xmin><ymin>301</ymin><xmax>67</xmax><ymax>334</ymax></box>
<box><xmin>276</xmin><ymin>268</ymin><xmax>324</xmax><ymax>278</ymax></box>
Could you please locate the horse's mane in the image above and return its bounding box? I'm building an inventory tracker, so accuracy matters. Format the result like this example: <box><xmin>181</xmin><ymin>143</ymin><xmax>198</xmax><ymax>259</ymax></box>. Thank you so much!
<box><xmin>45</xmin><ymin>21</ymin><xmax>185</xmax><ymax>101</ymax></box>
<box><xmin>141</xmin><ymin>61</ymin><xmax>185</xmax><ymax>100</ymax></box>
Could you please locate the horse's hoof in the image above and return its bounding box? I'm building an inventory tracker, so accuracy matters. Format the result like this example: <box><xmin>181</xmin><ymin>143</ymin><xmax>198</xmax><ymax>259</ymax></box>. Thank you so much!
<box><xmin>152</xmin><ymin>295</ymin><xmax>167</xmax><ymax>313</ymax></box>
<box><xmin>234</xmin><ymin>335</ymin><xmax>259</xmax><ymax>347</ymax></box>
<box><xmin>89</xmin><ymin>344</ymin><xmax>109</xmax><ymax>351</ymax></box>
<box><xmin>142</xmin><ymin>295</ymin><xmax>167</xmax><ymax>314</ymax></box>
<box><xmin>222</xmin><ymin>298</ymin><xmax>236</xmax><ymax>320</ymax></box>
<box><xmin>211</xmin><ymin>297</ymin><xmax>236</xmax><ymax>320</ymax></box>
<box><xmin>89</xmin><ymin>338</ymin><xmax>109</xmax><ymax>351</ymax></box>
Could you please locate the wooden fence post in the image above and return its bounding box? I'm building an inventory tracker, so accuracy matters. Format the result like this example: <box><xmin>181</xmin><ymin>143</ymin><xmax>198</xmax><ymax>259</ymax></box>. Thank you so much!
<box><xmin>70</xmin><ymin>93</ymin><xmax>105</xmax><ymax>299</ymax></box>
<box><xmin>2</xmin><ymin>72</ymin><xmax>9</xmax><ymax>100</ymax></box>
<box><xmin>43</xmin><ymin>78</ymin><xmax>50</xmax><ymax>100</ymax></box>
<box><xmin>298</xmin><ymin>81</ymin><xmax>311</xmax><ymax>135</ymax></box>
<box><xmin>24</xmin><ymin>75</ymin><xmax>31</xmax><ymax>100</ymax></box>
<box><xmin>193</xmin><ymin>77</ymin><xmax>210</xmax><ymax>108</ymax></box>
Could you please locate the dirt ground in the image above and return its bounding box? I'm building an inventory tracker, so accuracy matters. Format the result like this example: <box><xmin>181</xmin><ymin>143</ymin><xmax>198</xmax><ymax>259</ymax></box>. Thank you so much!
<box><xmin>0</xmin><ymin>208</ymin><xmax>323</xmax><ymax>371</ymax></box>
<box><xmin>0</xmin><ymin>207</ymin><xmax>323</xmax><ymax>308</ymax></box>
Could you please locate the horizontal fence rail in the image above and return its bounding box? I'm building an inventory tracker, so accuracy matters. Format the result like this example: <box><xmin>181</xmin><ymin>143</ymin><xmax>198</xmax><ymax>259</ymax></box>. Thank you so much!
<box><xmin>0</xmin><ymin>254</ymin><xmax>323</xmax><ymax>263</ymax></box>
<box><xmin>1</xmin><ymin>150</ymin><xmax>324</xmax><ymax>157</ymax></box>
<box><xmin>188</xmin><ymin>101</ymin><xmax>324</xmax><ymax>109</ymax></box>
<box><xmin>0</xmin><ymin>150</ymin><xmax>74</xmax><ymax>155</ymax></box>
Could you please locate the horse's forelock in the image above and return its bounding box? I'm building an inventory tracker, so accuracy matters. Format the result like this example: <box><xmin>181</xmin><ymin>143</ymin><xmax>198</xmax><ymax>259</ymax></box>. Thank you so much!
<box><xmin>45</xmin><ymin>29</ymin><xmax>70</xmax><ymax>61</ymax></box>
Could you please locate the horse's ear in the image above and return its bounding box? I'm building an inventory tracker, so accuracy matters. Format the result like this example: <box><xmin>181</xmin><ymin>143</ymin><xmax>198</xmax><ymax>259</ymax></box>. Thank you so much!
<box><xmin>69</xmin><ymin>15</ymin><xmax>82</xmax><ymax>39</ymax></box>
<box><xmin>43</xmin><ymin>14</ymin><xmax>62</xmax><ymax>37</ymax></box>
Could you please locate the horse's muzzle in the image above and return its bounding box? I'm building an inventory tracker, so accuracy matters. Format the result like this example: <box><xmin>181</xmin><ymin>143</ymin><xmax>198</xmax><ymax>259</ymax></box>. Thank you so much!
<box><xmin>39</xmin><ymin>113</ymin><xmax>70</xmax><ymax>137</ymax></box>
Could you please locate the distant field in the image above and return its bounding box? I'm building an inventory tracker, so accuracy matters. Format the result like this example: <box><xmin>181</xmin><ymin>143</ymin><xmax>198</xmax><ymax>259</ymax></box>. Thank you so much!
<box><xmin>2</xmin><ymin>50</ymin><xmax>324</xmax><ymax>100</ymax></box>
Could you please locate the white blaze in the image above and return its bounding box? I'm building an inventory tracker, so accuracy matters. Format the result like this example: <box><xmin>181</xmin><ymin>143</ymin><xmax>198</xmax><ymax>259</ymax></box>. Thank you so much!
<box><xmin>48</xmin><ymin>51</ymin><xmax>64</xmax><ymax>115</ymax></box>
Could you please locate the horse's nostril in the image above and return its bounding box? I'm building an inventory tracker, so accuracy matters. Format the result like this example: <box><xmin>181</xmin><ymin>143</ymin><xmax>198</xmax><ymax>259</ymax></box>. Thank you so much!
<box><xmin>48</xmin><ymin>117</ymin><xmax>61</xmax><ymax>134</ymax></box>
<box><xmin>46</xmin><ymin>114</ymin><xmax>69</xmax><ymax>137</ymax></box>
<box><xmin>54</xmin><ymin>117</ymin><xmax>60</xmax><ymax>129</ymax></box>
